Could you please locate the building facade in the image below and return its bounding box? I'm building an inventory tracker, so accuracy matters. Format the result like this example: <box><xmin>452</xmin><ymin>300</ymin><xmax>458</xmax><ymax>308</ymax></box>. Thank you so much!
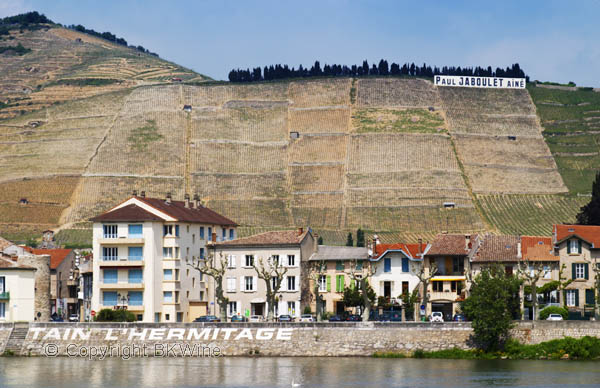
<box><xmin>210</xmin><ymin>229</ymin><xmax>315</xmax><ymax>320</ymax></box>
<box><xmin>0</xmin><ymin>256</ymin><xmax>36</xmax><ymax>321</ymax></box>
<box><xmin>91</xmin><ymin>192</ymin><xmax>237</xmax><ymax>322</ymax></box>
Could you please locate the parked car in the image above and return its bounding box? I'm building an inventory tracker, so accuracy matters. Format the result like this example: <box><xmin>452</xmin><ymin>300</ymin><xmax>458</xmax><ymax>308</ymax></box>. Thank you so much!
<box><xmin>193</xmin><ymin>315</ymin><xmax>220</xmax><ymax>322</ymax></box>
<box><xmin>346</xmin><ymin>314</ymin><xmax>362</xmax><ymax>322</ymax></box>
<box><xmin>230</xmin><ymin>315</ymin><xmax>247</xmax><ymax>322</ymax></box>
<box><xmin>299</xmin><ymin>314</ymin><xmax>314</xmax><ymax>322</ymax></box>
<box><xmin>50</xmin><ymin>314</ymin><xmax>64</xmax><ymax>322</ymax></box>
<box><xmin>277</xmin><ymin>314</ymin><xmax>293</xmax><ymax>322</ymax></box>
<box><xmin>546</xmin><ymin>313</ymin><xmax>564</xmax><ymax>321</ymax></box>
<box><xmin>68</xmin><ymin>314</ymin><xmax>79</xmax><ymax>322</ymax></box>
<box><xmin>328</xmin><ymin>315</ymin><xmax>343</xmax><ymax>322</ymax></box>
<box><xmin>249</xmin><ymin>315</ymin><xmax>263</xmax><ymax>322</ymax></box>
<box><xmin>453</xmin><ymin>314</ymin><xmax>466</xmax><ymax>322</ymax></box>
<box><xmin>430</xmin><ymin>312</ymin><xmax>444</xmax><ymax>323</ymax></box>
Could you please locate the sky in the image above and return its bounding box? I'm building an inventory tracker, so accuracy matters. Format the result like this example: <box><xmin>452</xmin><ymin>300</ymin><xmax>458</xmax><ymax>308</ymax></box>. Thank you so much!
<box><xmin>2</xmin><ymin>0</ymin><xmax>599</xmax><ymax>86</ymax></box>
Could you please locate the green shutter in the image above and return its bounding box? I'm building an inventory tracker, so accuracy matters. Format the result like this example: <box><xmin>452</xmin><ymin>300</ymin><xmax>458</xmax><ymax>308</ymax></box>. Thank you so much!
<box><xmin>567</xmin><ymin>241</ymin><xmax>571</xmax><ymax>254</ymax></box>
<box><xmin>586</xmin><ymin>289</ymin><xmax>595</xmax><ymax>305</ymax></box>
<box><xmin>572</xmin><ymin>263</ymin><xmax>577</xmax><ymax>280</ymax></box>
<box><xmin>575</xmin><ymin>289</ymin><xmax>580</xmax><ymax>307</ymax></box>
<box><xmin>351</xmin><ymin>279</ymin><xmax>356</xmax><ymax>289</ymax></box>
<box><xmin>585</xmin><ymin>263</ymin><xmax>589</xmax><ymax>280</ymax></box>
<box><xmin>578</xmin><ymin>240</ymin><xmax>582</xmax><ymax>254</ymax></box>
<box><xmin>326</xmin><ymin>275</ymin><xmax>331</xmax><ymax>292</ymax></box>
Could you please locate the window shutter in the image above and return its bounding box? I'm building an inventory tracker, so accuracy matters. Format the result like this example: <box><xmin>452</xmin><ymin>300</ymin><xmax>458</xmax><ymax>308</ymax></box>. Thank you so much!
<box><xmin>340</xmin><ymin>275</ymin><xmax>345</xmax><ymax>291</ymax></box>
<box><xmin>578</xmin><ymin>240</ymin><xmax>582</xmax><ymax>254</ymax></box>
<box><xmin>585</xmin><ymin>263</ymin><xmax>589</xmax><ymax>280</ymax></box>
<box><xmin>231</xmin><ymin>255</ymin><xmax>236</xmax><ymax>267</ymax></box>
<box><xmin>402</xmin><ymin>257</ymin><xmax>409</xmax><ymax>272</ymax></box>
<box><xmin>253</xmin><ymin>276</ymin><xmax>258</xmax><ymax>291</ymax></box>
<box><xmin>326</xmin><ymin>275</ymin><xmax>331</xmax><ymax>292</ymax></box>
<box><xmin>572</xmin><ymin>263</ymin><xmax>577</xmax><ymax>280</ymax></box>
<box><xmin>567</xmin><ymin>241</ymin><xmax>571</xmax><ymax>254</ymax></box>
<box><xmin>586</xmin><ymin>289</ymin><xmax>595</xmax><ymax>305</ymax></box>
<box><xmin>351</xmin><ymin>279</ymin><xmax>356</xmax><ymax>289</ymax></box>
<box><xmin>575</xmin><ymin>289</ymin><xmax>580</xmax><ymax>307</ymax></box>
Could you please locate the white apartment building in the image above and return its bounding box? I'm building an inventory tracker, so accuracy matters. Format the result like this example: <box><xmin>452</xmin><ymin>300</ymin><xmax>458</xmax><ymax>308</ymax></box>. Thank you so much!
<box><xmin>0</xmin><ymin>256</ymin><xmax>36</xmax><ymax>322</ymax></box>
<box><xmin>91</xmin><ymin>192</ymin><xmax>237</xmax><ymax>322</ymax></box>
<box><xmin>210</xmin><ymin>229</ymin><xmax>316</xmax><ymax>320</ymax></box>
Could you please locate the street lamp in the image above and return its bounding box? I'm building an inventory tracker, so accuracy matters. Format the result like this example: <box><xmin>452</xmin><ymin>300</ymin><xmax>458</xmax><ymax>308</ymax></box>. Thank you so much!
<box><xmin>119</xmin><ymin>293</ymin><xmax>129</xmax><ymax>310</ymax></box>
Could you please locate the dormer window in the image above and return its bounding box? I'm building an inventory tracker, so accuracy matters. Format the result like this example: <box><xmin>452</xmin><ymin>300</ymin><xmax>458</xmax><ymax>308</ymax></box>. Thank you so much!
<box><xmin>568</xmin><ymin>239</ymin><xmax>582</xmax><ymax>254</ymax></box>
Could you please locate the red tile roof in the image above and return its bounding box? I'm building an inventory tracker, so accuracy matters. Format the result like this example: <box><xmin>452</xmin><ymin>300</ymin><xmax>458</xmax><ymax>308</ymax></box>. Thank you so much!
<box><xmin>472</xmin><ymin>235</ymin><xmax>520</xmax><ymax>262</ymax></box>
<box><xmin>91</xmin><ymin>197</ymin><xmax>237</xmax><ymax>226</ymax></box>
<box><xmin>28</xmin><ymin>248</ymin><xmax>72</xmax><ymax>269</ymax></box>
<box><xmin>90</xmin><ymin>204</ymin><xmax>163</xmax><ymax>222</ymax></box>
<box><xmin>521</xmin><ymin>236</ymin><xmax>557</xmax><ymax>261</ymax></box>
<box><xmin>554</xmin><ymin>224</ymin><xmax>600</xmax><ymax>248</ymax></box>
<box><xmin>373</xmin><ymin>243</ymin><xmax>426</xmax><ymax>260</ymax></box>
<box><xmin>212</xmin><ymin>230</ymin><xmax>308</xmax><ymax>247</ymax></box>
<box><xmin>426</xmin><ymin>234</ymin><xmax>477</xmax><ymax>256</ymax></box>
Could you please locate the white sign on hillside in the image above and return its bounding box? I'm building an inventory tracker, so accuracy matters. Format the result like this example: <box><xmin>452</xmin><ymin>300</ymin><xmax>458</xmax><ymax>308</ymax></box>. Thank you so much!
<box><xmin>434</xmin><ymin>75</ymin><xmax>526</xmax><ymax>89</ymax></box>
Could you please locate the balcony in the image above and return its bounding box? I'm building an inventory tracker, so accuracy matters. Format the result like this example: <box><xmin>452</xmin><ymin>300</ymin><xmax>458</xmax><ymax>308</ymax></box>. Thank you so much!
<box><xmin>98</xmin><ymin>281</ymin><xmax>145</xmax><ymax>290</ymax></box>
<box><xmin>0</xmin><ymin>292</ymin><xmax>9</xmax><ymax>300</ymax></box>
<box><xmin>429</xmin><ymin>290</ymin><xmax>461</xmax><ymax>302</ymax></box>
<box><xmin>99</xmin><ymin>256</ymin><xmax>145</xmax><ymax>267</ymax></box>
<box><xmin>98</xmin><ymin>236</ymin><xmax>144</xmax><ymax>245</ymax></box>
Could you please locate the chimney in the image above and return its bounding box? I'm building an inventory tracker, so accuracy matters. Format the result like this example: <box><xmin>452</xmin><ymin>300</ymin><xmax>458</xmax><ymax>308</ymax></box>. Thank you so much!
<box><xmin>517</xmin><ymin>236</ymin><xmax>522</xmax><ymax>259</ymax></box>
<box><xmin>298</xmin><ymin>227</ymin><xmax>303</xmax><ymax>236</ymax></box>
<box><xmin>184</xmin><ymin>194</ymin><xmax>190</xmax><ymax>208</ymax></box>
<box><xmin>465</xmin><ymin>234</ymin><xmax>471</xmax><ymax>251</ymax></box>
<box><xmin>193</xmin><ymin>193</ymin><xmax>201</xmax><ymax>208</ymax></box>
<box><xmin>313</xmin><ymin>233</ymin><xmax>319</xmax><ymax>252</ymax></box>
<box><xmin>132</xmin><ymin>190</ymin><xmax>138</xmax><ymax>197</ymax></box>
<box><xmin>140</xmin><ymin>191</ymin><xmax>145</xmax><ymax>198</ymax></box>
<box><xmin>418</xmin><ymin>238</ymin><xmax>422</xmax><ymax>257</ymax></box>
<box><xmin>211</xmin><ymin>232</ymin><xmax>217</xmax><ymax>242</ymax></box>
<box><xmin>372</xmin><ymin>234</ymin><xmax>379</xmax><ymax>256</ymax></box>
<box><xmin>166</xmin><ymin>192</ymin><xmax>172</xmax><ymax>204</ymax></box>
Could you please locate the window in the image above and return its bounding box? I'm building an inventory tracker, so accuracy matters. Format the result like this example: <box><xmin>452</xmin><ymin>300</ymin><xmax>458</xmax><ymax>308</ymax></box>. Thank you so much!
<box><xmin>452</xmin><ymin>257</ymin><xmax>464</xmax><ymax>274</ymax></box>
<box><xmin>192</xmin><ymin>234</ymin><xmax>195</xmax><ymax>244</ymax></box>
<box><xmin>0</xmin><ymin>276</ymin><xmax>4</xmax><ymax>293</ymax></box>
<box><xmin>384</xmin><ymin>258</ymin><xmax>391</xmax><ymax>273</ymax></box>
<box><xmin>163</xmin><ymin>291</ymin><xmax>173</xmax><ymax>303</ymax></box>
<box><xmin>187</xmin><ymin>225</ymin><xmax>190</xmax><ymax>233</ymax></box>
<box><xmin>154</xmin><ymin>313</ymin><xmax>160</xmax><ymax>323</ymax></box>
<box><xmin>245</xmin><ymin>255</ymin><xmax>254</xmax><ymax>267</ymax></box>
<box><xmin>287</xmin><ymin>255</ymin><xmax>295</xmax><ymax>267</ymax></box>
<box><xmin>402</xmin><ymin>281</ymin><xmax>409</xmax><ymax>295</ymax></box>
<box><xmin>356</xmin><ymin>261</ymin><xmax>363</xmax><ymax>270</ymax></box>
<box><xmin>175</xmin><ymin>225</ymin><xmax>180</xmax><ymax>237</ymax></box>
<box><xmin>129</xmin><ymin>291</ymin><xmax>143</xmax><ymax>306</ymax></box>
<box><xmin>318</xmin><ymin>275</ymin><xmax>327</xmax><ymax>292</ymax></box>
<box><xmin>335</xmin><ymin>275</ymin><xmax>345</xmax><ymax>292</ymax></box>
<box><xmin>200</xmin><ymin>227</ymin><xmax>205</xmax><ymax>239</ymax></box>
<box><xmin>102</xmin><ymin>247</ymin><xmax>118</xmax><ymax>261</ymax></box>
<box><xmin>177</xmin><ymin>312</ymin><xmax>183</xmax><ymax>322</ymax></box>
<box><xmin>287</xmin><ymin>301</ymin><xmax>296</xmax><ymax>316</ymax></box>
<box><xmin>568</xmin><ymin>239</ymin><xmax>581</xmax><ymax>254</ymax></box>
<box><xmin>401</xmin><ymin>257</ymin><xmax>409</xmax><ymax>272</ymax></box>
<box><xmin>128</xmin><ymin>224</ymin><xmax>142</xmax><ymax>238</ymax></box>
<box><xmin>128</xmin><ymin>269</ymin><xmax>143</xmax><ymax>284</ymax></box>
<box><xmin>574</xmin><ymin>263</ymin><xmax>586</xmax><ymax>279</ymax></box>
<box><xmin>229</xmin><ymin>229</ymin><xmax>234</xmax><ymax>240</ymax></box>
<box><xmin>336</xmin><ymin>261</ymin><xmax>344</xmax><ymax>271</ymax></box>
<box><xmin>505</xmin><ymin>266</ymin><xmax>513</xmax><ymax>276</ymax></box>
<box><xmin>165</xmin><ymin>314</ymin><xmax>170</xmax><ymax>321</ymax></box>
<box><xmin>200</xmin><ymin>248</ymin><xmax>205</xmax><ymax>259</ymax></box>
<box><xmin>227</xmin><ymin>277</ymin><xmax>236</xmax><ymax>292</ymax></box>
<box><xmin>432</xmin><ymin>281</ymin><xmax>443</xmax><ymax>292</ymax></box>
<box><xmin>227</xmin><ymin>255</ymin><xmax>236</xmax><ymax>268</ymax></box>
<box><xmin>163</xmin><ymin>225</ymin><xmax>173</xmax><ymax>236</ymax></box>
<box><xmin>175</xmin><ymin>269</ymin><xmax>180</xmax><ymax>280</ymax></box>
<box><xmin>163</xmin><ymin>247</ymin><xmax>173</xmax><ymax>258</ymax></box>
<box><xmin>175</xmin><ymin>291</ymin><xmax>180</xmax><ymax>303</ymax></box>
<box><xmin>103</xmin><ymin>225</ymin><xmax>117</xmax><ymax>238</ymax></box>
<box><xmin>103</xmin><ymin>269</ymin><xmax>118</xmax><ymax>284</ymax></box>
<box><xmin>164</xmin><ymin>269</ymin><xmax>173</xmax><ymax>280</ymax></box>
<box><xmin>103</xmin><ymin>291</ymin><xmax>118</xmax><ymax>306</ymax></box>
<box><xmin>566</xmin><ymin>289</ymin><xmax>578</xmax><ymax>307</ymax></box>
<box><xmin>271</xmin><ymin>276</ymin><xmax>277</xmax><ymax>290</ymax></box>
<box><xmin>192</xmin><ymin>278</ymin><xmax>196</xmax><ymax>288</ymax></box>
<box><xmin>544</xmin><ymin>265</ymin><xmax>551</xmax><ymax>279</ymax></box>
<box><xmin>287</xmin><ymin>276</ymin><xmax>296</xmax><ymax>291</ymax></box>
<box><xmin>222</xmin><ymin>228</ymin><xmax>226</xmax><ymax>240</ymax></box>
<box><xmin>228</xmin><ymin>301</ymin><xmax>237</xmax><ymax>317</ymax></box>
<box><xmin>175</xmin><ymin>247</ymin><xmax>179</xmax><ymax>259</ymax></box>
<box><xmin>245</xmin><ymin>276</ymin><xmax>254</xmax><ymax>291</ymax></box>
<box><xmin>128</xmin><ymin>246</ymin><xmax>143</xmax><ymax>261</ymax></box>
<box><xmin>208</xmin><ymin>227</ymin><xmax>212</xmax><ymax>240</ymax></box>
<box><xmin>272</xmin><ymin>255</ymin><xmax>280</xmax><ymax>266</ymax></box>
<box><xmin>451</xmin><ymin>281</ymin><xmax>462</xmax><ymax>295</ymax></box>
<box><xmin>0</xmin><ymin>302</ymin><xmax>4</xmax><ymax>318</ymax></box>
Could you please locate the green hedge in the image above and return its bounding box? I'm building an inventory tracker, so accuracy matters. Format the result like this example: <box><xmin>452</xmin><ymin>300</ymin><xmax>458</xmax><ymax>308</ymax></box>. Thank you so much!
<box><xmin>539</xmin><ymin>306</ymin><xmax>568</xmax><ymax>320</ymax></box>
<box><xmin>94</xmin><ymin>308</ymin><xmax>136</xmax><ymax>322</ymax></box>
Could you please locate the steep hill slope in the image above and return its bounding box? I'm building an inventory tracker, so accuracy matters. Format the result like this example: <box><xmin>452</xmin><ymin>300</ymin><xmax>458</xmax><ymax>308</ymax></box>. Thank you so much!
<box><xmin>0</xmin><ymin>74</ymin><xmax>592</xmax><ymax>244</ymax></box>
<box><xmin>0</xmin><ymin>24</ymin><xmax>205</xmax><ymax>120</ymax></box>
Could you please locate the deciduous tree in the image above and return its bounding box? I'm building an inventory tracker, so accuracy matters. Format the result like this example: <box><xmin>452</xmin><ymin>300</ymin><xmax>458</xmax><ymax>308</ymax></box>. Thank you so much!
<box><xmin>253</xmin><ymin>255</ymin><xmax>288</xmax><ymax>322</ymax></box>
<box><xmin>187</xmin><ymin>252</ymin><xmax>228</xmax><ymax>321</ymax></box>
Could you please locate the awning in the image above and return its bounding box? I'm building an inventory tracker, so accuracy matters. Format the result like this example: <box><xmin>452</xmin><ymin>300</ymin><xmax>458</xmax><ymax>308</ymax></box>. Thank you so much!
<box><xmin>431</xmin><ymin>276</ymin><xmax>466</xmax><ymax>281</ymax></box>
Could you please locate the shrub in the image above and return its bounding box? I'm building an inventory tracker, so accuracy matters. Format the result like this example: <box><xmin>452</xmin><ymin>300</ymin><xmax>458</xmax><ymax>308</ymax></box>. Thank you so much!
<box><xmin>94</xmin><ymin>308</ymin><xmax>136</xmax><ymax>322</ymax></box>
<box><xmin>303</xmin><ymin>306</ymin><xmax>312</xmax><ymax>315</ymax></box>
<box><xmin>539</xmin><ymin>306</ymin><xmax>568</xmax><ymax>320</ymax></box>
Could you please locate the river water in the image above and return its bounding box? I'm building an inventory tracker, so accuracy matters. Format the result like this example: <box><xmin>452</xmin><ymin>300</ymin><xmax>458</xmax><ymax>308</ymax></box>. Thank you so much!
<box><xmin>0</xmin><ymin>357</ymin><xmax>599</xmax><ymax>387</ymax></box>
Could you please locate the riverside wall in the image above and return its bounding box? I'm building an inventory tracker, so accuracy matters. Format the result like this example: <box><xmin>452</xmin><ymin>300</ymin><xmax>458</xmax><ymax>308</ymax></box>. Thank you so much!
<box><xmin>1</xmin><ymin>321</ymin><xmax>600</xmax><ymax>357</ymax></box>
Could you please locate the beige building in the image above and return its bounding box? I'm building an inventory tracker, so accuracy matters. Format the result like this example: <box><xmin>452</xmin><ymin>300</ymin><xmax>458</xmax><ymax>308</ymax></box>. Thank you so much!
<box><xmin>0</xmin><ymin>256</ymin><xmax>36</xmax><ymax>321</ymax></box>
<box><xmin>553</xmin><ymin>224</ymin><xmax>600</xmax><ymax>313</ymax></box>
<box><xmin>91</xmin><ymin>192</ymin><xmax>237</xmax><ymax>322</ymax></box>
<box><xmin>210</xmin><ymin>229</ymin><xmax>315</xmax><ymax>320</ymax></box>
<box><xmin>308</xmin><ymin>245</ymin><xmax>369</xmax><ymax>315</ymax></box>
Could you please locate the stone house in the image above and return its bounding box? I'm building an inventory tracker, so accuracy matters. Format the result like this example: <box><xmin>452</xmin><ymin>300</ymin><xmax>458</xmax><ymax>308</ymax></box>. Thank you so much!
<box><xmin>209</xmin><ymin>229</ymin><xmax>316</xmax><ymax>320</ymax></box>
<box><xmin>553</xmin><ymin>224</ymin><xmax>600</xmax><ymax>313</ymax></box>
<box><xmin>90</xmin><ymin>192</ymin><xmax>237</xmax><ymax>323</ymax></box>
<box><xmin>307</xmin><ymin>245</ymin><xmax>369</xmax><ymax>316</ymax></box>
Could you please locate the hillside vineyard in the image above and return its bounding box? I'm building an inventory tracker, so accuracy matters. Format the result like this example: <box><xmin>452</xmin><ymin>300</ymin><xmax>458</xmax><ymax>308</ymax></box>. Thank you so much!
<box><xmin>1</xmin><ymin>76</ymin><xmax>581</xmax><ymax>243</ymax></box>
